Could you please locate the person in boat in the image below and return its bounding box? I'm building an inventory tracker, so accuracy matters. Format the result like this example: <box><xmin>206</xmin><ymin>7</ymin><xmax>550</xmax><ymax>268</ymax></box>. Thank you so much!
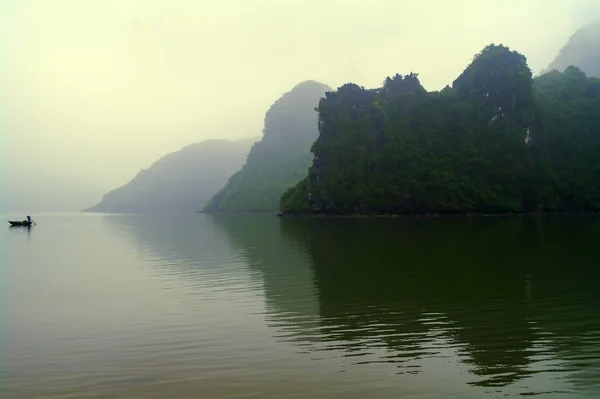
<box><xmin>27</xmin><ymin>216</ymin><xmax>31</xmax><ymax>223</ymax></box>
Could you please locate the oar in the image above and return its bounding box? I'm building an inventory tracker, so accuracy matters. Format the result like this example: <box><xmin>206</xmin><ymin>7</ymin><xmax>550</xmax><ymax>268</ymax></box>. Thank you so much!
<box><xmin>32</xmin><ymin>218</ymin><xmax>37</xmax><ymax>225</ymax></box>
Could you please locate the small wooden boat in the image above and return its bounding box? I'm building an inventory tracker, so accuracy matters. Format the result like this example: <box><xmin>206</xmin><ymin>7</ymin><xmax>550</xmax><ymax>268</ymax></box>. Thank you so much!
<box><xmin>8</xmin><ymin>221</ymin><xmax>32</xmax><ymax>227</ymax></box>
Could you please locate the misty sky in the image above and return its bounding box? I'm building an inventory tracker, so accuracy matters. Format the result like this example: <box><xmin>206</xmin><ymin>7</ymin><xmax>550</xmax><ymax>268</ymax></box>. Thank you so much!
<box><xmin>2</xmin><ymin>0</ymin><xmax>599</xmax><ymax>197</ymax></box>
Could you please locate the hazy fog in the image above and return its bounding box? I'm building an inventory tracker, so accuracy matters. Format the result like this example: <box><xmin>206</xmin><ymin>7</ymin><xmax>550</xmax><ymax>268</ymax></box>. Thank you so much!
<box><xmin>2</xmin><ymin>0</ymin><xmax>599</xmax><ymax>211</ymax></box>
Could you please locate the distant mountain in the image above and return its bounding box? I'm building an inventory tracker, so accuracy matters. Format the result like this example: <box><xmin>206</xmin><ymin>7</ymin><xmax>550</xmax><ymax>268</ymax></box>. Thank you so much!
<box><xmin>542</xmin><ymin>21</ymin><xmax>600</xmax><ymax>77</ymax></box>
<box><xmin>84</xmin><ymin>138</ymin><xmax>257</xmax><ymax>213</ymax></box>
<box><xmin>203</xmin><ymin>80</ymin><xmax>331</xmax><ymax>212</ymax></box>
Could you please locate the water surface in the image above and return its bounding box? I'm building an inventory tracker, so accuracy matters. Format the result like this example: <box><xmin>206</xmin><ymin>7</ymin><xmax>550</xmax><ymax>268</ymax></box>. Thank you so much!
<box><xmin>3</xmin><ymin>213</ymin><xmax>600</xmax><ymax>398</ymax></box>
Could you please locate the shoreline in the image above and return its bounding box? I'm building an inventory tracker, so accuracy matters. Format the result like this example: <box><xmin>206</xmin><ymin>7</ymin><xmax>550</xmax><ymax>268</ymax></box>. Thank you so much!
<box><xmin>276</xmin><ymin>211</ymin><xmax>600</xmax><ymax>218</ymax></box>
<box><xmin>199</xmin><ymin>210</ymin><xmax>278</xmax><ymax>215</ymax></box>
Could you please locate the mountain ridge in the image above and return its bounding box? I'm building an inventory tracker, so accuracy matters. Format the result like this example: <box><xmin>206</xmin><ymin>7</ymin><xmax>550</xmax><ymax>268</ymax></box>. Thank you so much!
<box><xmin>84</xmin><ymin>138</ymin><xmax>257</xmax><ymax>213</ymax></box>
<box><xmin>541</xmin><ymin>21</ymin><xmax>600</xmax><ymax>77</ymax></box>
<box><xmin>203</xmin><ymin>80</ymin><xmax>331</xmax><ymax>213</ymax></box>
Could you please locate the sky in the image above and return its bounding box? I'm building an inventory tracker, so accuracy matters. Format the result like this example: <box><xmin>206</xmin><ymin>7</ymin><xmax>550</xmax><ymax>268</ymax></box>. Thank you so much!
<box><xmin>1</xmin><ymin>0</ymin><xmax>599</xmax><ymax>210</ymax></box>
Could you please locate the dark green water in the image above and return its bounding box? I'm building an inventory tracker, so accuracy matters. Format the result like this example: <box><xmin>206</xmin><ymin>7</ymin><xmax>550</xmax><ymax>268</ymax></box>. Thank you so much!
<box><xmin>3</xmin><ymin>213</ymin><xmax>600</xmax><ymax>398</ymax></box>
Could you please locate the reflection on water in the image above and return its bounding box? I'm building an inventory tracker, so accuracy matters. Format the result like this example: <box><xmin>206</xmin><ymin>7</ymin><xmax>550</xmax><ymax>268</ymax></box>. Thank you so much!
<box><xmin>3</xmin><ymin>213</ymin><xmax>600</xmax><ymax>398</ymax></box>
<box><xmin>213</xmin><ymin>215</ymin><xmax>600</xmax><ymax>396</ymax></box>
<box><xmin>7</xmin><ymin>224</ymin><xmax>32</xmax><ymax>240</ymax></box>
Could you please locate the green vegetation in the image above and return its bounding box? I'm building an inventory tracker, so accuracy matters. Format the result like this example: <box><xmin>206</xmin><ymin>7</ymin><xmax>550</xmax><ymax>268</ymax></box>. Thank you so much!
<box><xmin>542</xmin><ymin>21</ymin><xmax>600</xmax><ymax>77</ymax></box>
<box><xmin>84</xmin><ymin>138</ymin><xmax>256</xmax><ymax>213</ymax></box>
<box><xmin>203</xmin><ymin>80</ymin><xmax>331</xmax><ymax>212</ymax></box>
<box><xmin>280</xmin><ymin>44</ymin><xmax>600</xmax><ymax>215</ymax></box>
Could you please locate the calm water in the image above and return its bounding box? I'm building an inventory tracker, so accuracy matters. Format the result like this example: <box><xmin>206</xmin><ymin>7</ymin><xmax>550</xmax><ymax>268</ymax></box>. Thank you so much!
<box><xmin>3</xmin><ymin>213</ymin><xmax>600</xmax><ymax>398</ymax></box>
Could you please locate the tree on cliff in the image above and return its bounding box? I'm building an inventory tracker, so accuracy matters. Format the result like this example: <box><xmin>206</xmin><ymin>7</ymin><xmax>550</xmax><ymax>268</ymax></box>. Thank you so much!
<box><xmin>280</xmin><ymin>45</ymin><xmax>600</xmax><ymax>215</ymax></box>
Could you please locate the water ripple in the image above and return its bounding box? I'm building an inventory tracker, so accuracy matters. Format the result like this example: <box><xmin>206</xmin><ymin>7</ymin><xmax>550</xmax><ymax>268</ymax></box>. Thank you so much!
<box><xmin>5</xmin><ymin>214</ymin><xmax>600</xmax><ymax>398</ymax></box>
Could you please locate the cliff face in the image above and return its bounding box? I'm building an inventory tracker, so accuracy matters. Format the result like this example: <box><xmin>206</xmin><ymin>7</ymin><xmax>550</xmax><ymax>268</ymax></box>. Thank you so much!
<box><xmin>542</xmin><ymin>21</ymin><xmax>600</xmax><ymax>77</ymax></box>
<box><xmin>203</xmin><ymin>80</ymin><xmax>331</xmax><ymax>212</ymax></box>
<box><xmin>280</xmin><ymin>45</ymin><xmax>600</xmax><ymax>215</ymax></box>
<box><xmin>84</xmin><ymin>138</ymin><xmax>256</xmax><ymax>213</ymax></box>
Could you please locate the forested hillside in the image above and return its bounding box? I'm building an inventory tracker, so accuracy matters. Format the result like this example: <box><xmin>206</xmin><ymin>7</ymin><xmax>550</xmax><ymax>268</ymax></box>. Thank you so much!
<box><xmin>84</xmin><ymin>138</ymin><xmax>256</xmax><ymax>213</ymax></box>
<box><xmin>203</xmin><ymin>81</ymin><xmax>331</xmax><ymax>212</ymax></box>
<box><xmin>280</xmin><ymin>45</ymin><xmax>600</xmax><ymax>215</ymax></box>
